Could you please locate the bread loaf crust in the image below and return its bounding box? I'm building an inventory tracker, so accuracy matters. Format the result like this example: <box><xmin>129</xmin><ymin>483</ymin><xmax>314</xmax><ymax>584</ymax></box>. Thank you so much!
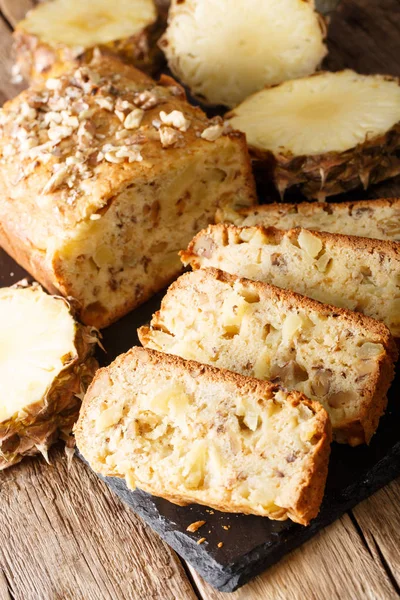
<box><xmin>76</xmin><ymin>347</ymin><xmax>331</xmax><ymax>525</ymax></box>
<box><xmin>0</xmin><ymin>56</ymin><xmax>256</xmax><ymax>328</ymax></box>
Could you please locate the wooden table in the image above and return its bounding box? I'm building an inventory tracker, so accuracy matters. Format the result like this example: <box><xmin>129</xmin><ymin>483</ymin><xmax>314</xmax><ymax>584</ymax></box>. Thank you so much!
<box><xmin>0</xmin><ymin>1</ymin><xmax>400</xmax><ymax>598</ymax></box>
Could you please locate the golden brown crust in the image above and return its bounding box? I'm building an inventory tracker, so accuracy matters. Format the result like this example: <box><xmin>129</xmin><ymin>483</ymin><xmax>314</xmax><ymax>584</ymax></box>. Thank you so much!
<box><xmin>76</xmin><ymin>347</ymin><xmax>331</xmax><ymax>525</ymax></box>
<box><xmin>140</xmin><ymin>267</ymin><xmax>397</xmax><ymax>445</ymax></box>
<box><xmin>0</xmin><ymin>55</ymin><xmax>256</xmax><ymax>329</ymax></box>
<box><xmin>219</xmin><ymin>197</ymin><xmax>400</xmax><ymax>222</ymax></box>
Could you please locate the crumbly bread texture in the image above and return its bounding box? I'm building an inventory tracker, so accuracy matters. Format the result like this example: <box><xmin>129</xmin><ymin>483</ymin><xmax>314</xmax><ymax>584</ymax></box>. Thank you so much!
<box><xmin>75</xmin><ymin>347</ymin><xmax>331</xmax><ymax>525</ymax></box>
<box><xmin>13</xmin><ymin>0</ymin><xmax>166</xmax><ymax>83</ymax></box>
<box><xmin>0</xmin><ymin>55</ymin><xmax>255</xmax><ymax>328</ymax></box>
<box><xmin>218</xmin><ymin>198</ymin><xmax>400</xmax><ymax>243</ymax></box>
<box><xmin>160</xmin><ymin>0</ymin><xmax>326</xmax><ymax>107</ymax></box>
<box><xmin>139</xmin><ymin>269</ymin><xmax>397</xmax><ymax>445</ymax></box>
<box><xmin>226</xmin><ymin>71</ymin><xmax>400</xmax><ymax>199</ymax></box>
<box><xmin>0</xmin><ymin>282</ymin><xmax>99</xmax><ymax>469</ymax></box>
<box><xmin>181</xmin><ymin>225</ymin><xmax>400</xmax><ymax>337</ymax></box>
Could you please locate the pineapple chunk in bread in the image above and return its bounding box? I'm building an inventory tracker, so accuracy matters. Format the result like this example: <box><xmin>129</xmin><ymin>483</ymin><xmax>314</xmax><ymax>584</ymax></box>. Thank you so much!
<box><xmin>75</xmin><ymin>347</ymin><xmax>331</xmax><ymax>525</ymax></box>
<box><xmin>160</xmin><ymin>0</ymin><xmax>326</xmax><ymax>107</ymax></box>
<box><xmin>139</xmin><ymin>269</ymin><xmax>397</xmax><ymax>445</ymax></box>
<box><xmin>182</xmin><ymin>225</ymin><xmax>400</xmax><ymax>337</ymax></box>
<box><xmin>0</xmin><ymin>56</ymin><xmax>255</xmax><ymax>329</ymax></box>
<box><xmin>13</xmin><ymin>0</ymin><xmax>164</xmax><ymax>82</ymax></box>
<box><xmin>0</xmin><ymin>282</ymin><xmax>99</xmax><ymax>469</ymax></box>
<box><xmin>218</xmin><ymin>198</ymin><xmax>400</xmax><ymax>243</ymax></box>
<box><xmin>227</xmin><ymin>71</ymin><xmax>400</xmax><ymax>199</ymax></box>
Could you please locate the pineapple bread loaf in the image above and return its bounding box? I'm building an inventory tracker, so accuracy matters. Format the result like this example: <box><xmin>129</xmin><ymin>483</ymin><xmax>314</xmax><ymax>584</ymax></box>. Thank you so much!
<box><xmin>75</xmin><ymin>347</ymin><xmax>331</xmax><ymax>525</ymax></box>
<box><xmin>0</xmin><ymin>55</ymin><xmax>256</xmax><ymax>329</ymax></box>
<box><xmin>218</xmin><ymin>198</ymin><xmax>400</xmax><ymax>243</ymax></box>
<box><xmin>13</xmin><ymin>0</ymin><xmax>165</xmax><ymax>83</ymax></box>
<box><xmin>226</xmin><ymin>70</ymin><xmax>400</xmax><ymax>199</ymax></box>
<box><xmin>160</xmin><ymin>0</ymin><xmax>326</xmax><ymax>107</ymax></box>
<box><xmin>139</xmin><ymin>269</ymin><xmax>398</xmax><ymax>445</ymax></box>
<box><xmin>181</xmin><ymin>225</ymin><xmax>400</xmax><ymax>337</ymax></box>
<box><xmin>0</xmin><ymin>282</ymin><xmax>99</xmax><ymax>469</ymax></box>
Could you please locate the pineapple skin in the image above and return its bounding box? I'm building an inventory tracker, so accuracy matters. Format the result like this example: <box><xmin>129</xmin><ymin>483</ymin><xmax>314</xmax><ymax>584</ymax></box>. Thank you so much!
<box><xmin>13</xmin><ymin>16</ymin><xmax>166</xmax><ymax>84</ymax></box>
<box><xmin>0</xmin><ymin>314</ymin><xmax>99</xmax><ymax>470</ymax></box>
<box><xmin>228</xmin><ymin>73</ymin><xmax>400</xmax><ymax>201</ymax></box>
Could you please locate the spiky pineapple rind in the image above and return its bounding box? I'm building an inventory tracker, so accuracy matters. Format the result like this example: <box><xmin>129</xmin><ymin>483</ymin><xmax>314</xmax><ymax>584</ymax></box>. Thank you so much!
<box><xmin>0</xmin><ymin>307</ymin><xmax>100</xmax><ymax>470</ymax></box>
<box><xmin>248</xmin><ymin>122</ymin><xmax>400</xmax><ymax>201</ymax></box>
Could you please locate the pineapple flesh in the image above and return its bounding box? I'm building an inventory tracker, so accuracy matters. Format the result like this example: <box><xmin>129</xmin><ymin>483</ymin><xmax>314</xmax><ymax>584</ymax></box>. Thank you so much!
<box><xmin>13</xmin><ymin>0</ymin><xmax>162</xmax><ymax>82</ymax></box>
<box><xmin>160</xmin><ymin>0</ymin><xmax>327</xmax><ymax>107</ymax></box>
<box><xmin>227</xmin><ymin>70</ymin><xmax>400</xmax><ymax>199</ymax></box>
<box><xmin>0</xmin><ymin>283</ymin><xmax>99</xmax><ymax>469</ymax></box>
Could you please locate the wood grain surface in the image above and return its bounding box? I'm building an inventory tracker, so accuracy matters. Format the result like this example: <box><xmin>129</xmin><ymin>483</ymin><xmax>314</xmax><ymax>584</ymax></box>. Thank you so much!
<box><xmin>0</xmin><ymin>1</ymin><xmax>399</xmax><ymax>599</ymax></box>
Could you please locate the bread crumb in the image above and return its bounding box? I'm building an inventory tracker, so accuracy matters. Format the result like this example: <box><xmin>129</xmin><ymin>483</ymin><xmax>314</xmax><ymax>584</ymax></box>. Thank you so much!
<box><xmin>217</xmin><ymin>542</ymin><xmax>224</xmax><ymax>548</ymax></box>
<box><xmin>197</xmin><ymin>537</ymin><xmax>206</xmax><ymax>545</ymax></box>
<box><xmin>186</xmin><ymin>520</ymin><xmax>206</xmax><ymax>533</ymax></box>
<box><xmin>222</xmin><ymin>525</ymin><xmax>230</xmax><ymax>531</ymax></box>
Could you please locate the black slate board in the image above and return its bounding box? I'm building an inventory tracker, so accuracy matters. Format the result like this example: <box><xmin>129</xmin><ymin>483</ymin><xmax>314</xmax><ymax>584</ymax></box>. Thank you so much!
<box><xmin>1</xmin><ymin>242</ymin><xmax>400</xmax><ymax>592</ymax></box>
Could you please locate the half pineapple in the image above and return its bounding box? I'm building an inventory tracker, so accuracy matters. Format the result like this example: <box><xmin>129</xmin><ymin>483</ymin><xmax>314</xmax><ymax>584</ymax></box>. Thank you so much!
<box><xmin>0</xmin><ymin>283</ymin><xmax>99</xmax><ymax>469</ymax></box>
<box><xmin>227</xmin><ymin>70</ymin><xmax>400</xmax><ymax>200</ymax></box>
<box><xmin>160</xmin><ymin>0</ymin><xmax>327</xmax><ymax>107</ymax></box>
<box><xmin>13</xmin><ymin>0</ymin><xmax>164</xmax><ymax>83</ymax></box>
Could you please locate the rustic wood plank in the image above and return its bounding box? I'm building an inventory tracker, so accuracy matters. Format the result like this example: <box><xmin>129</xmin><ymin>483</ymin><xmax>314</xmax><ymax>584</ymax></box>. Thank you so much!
<box><xmin>351</xmin><ymin>478</ymin><xmax>400</xmax><ymax>593</ymax></box>
<box><xmin>0</xmin><ymin>0</ymin><xmax>38</xmax><ymax>27</ymax></box>
<box><xmin>188</xmin><ymin>513</ymin><xmax>397</xmax><ymax>600</ymax></box>
<box><xmin>325</xmin><ymin>0</ymin><xmax>400</xmax><ymax>76</ymax></box>
<box><xmin>0</xmin><ymin>447</ymin><xmax>198</xmax><ymax>600</ymax></box>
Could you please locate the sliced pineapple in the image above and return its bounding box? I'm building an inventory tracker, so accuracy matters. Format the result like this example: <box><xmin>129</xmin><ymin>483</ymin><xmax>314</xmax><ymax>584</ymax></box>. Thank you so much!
<box><xmin>0</xmin><ymin>282</ymin><xmax>99</xmax><ymax>469</ymax></box>
<box><xmin>227</xmin><ymin>70</ymin><xmax>400</xmax><ymax>199</ymax></box>
<box><xmin>13</xmin><ymin>0</ymin><xmax>163</xmax><ymax>82</ymax></box>
<box><xmin>160</xmin><ymin>0</ymin><xmax>327</xmax><ymax>107</ymax></box>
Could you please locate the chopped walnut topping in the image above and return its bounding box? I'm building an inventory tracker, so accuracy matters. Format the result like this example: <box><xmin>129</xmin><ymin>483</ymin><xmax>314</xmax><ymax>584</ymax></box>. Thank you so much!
<box><xmin>201</xmin><ymin>124</ymin><xmax>224</xmax><ymax>141</ymax></box>
<box><xmin>41</xmin><ymin>165</ymin><xmax>70</xmax><ymax>195</ymax></box>
<box><xmin>134</xmin><ymin>90</ymin><xmax>160</xmax><ymax>109</ymax></box>
<box><xmin>124</xmin><ymin>108</ymin><xmax>145</xmax><ymax>130</ymax></box>
<box><xmin>95</xmin><ymin>97</ymin><xmax>115</xmax><ymax>111</ymax></box>
<box><xmin>160</xmin><ymin>110</ymin><xmax>190</xmax><ymax>132</ymax></box>
<box><xmin>159</xmin><ymin>126</ymin><xmax>181</xmax><ymax>148</ymax></box>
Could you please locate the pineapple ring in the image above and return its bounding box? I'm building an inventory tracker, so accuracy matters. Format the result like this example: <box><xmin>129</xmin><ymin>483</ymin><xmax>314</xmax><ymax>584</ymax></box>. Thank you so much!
<box><xmin>18</xmin><ymin>0</ymin><xmax>157</xmax><ymax>48</ymax></box>
<box><xmin>161</xmin><ymin>0</ymin><xmax>326</xmax><ymax>107</ymax></box>
<box><xmin>228</xmin><ymin>70</ymin><xmax>400</xmax><ymax>156</ymax></box>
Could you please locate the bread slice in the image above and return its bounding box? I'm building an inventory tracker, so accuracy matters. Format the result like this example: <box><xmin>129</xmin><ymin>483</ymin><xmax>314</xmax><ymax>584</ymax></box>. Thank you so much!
<box><xmin>217</xmin><ymin>198</ymin><xmax>400</xmax><ymax>243</ymax></box>
<box><xmin>75</xmin><ymin>347</ymin><xmax>331</xmax><ymax>525</ymax></box>
<box><xmin>139</xmin><ymin>269</ymin><xmax>397</xmax><ymax>446</ymax></box>
<box><xmin>181</xmin><ymin>224</ymin><xmax>400</xmax><ymax>337</ymax></box>
<box><xmin>0</xmin><ymin>55</ymin><xmax>256</xmax><ymax>329</ymax></box>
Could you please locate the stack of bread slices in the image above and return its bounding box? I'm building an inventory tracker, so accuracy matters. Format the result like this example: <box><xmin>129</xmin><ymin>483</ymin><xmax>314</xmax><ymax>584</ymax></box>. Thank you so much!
<box><xmin>76</xmin><ymin>196</ymin><xmax>399</xmax><ymax>526</ymax></box>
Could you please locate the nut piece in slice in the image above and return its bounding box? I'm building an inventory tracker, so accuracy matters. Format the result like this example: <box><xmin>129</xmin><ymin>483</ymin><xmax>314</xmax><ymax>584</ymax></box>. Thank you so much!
<box><xmin>227</xmin><ymin>71</ymin><xmax>400</xmax><ymax>199</ymax></box>
<box><xmin>13</xmin><ymin>0</ymin><xmax>164</xmax><ymax>82</ymax></box>
<box><xmin>75</xmin><ymin>347</ymin><xmax>331</xmax><ymax>525</ymax></box>
<box><xmin>139</xmin><ymin>269</ymin><xmax>397</xmax><ymax>445</ymax></box>
<box><xmin>0</xmin><ymin>283</ymin><xmax>99</xmax><ymax>469</ymax></box>
<box><xmin>160</xmin><ymin>0</ymin><xmax>326</xmax><ymax>107</ymax></box>
<box><xmin>0</xmin><ymin>56</ymin><xmax>256</xmax><ymax>329</ymax></box>
<box><xmin>217</xmin><ymin>198</ymin><xmax>400</xmax><ymax>243</ymax></box>
<box><xmin>182</xmin><ymin>224</ymin><xmax>400</xmax><ymax>337</ymax></box>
